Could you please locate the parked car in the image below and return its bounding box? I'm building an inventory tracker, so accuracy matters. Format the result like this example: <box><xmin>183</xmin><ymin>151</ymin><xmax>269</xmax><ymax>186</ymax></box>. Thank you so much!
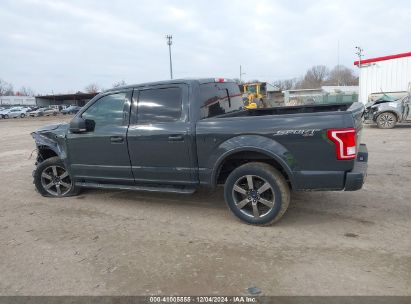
<box><xmin>1</xmin><ymin>107</ymin><xmax>28</xmax><ymax>119</ymax></box>
<box><xmin>43</xmin><ymin>107</ymin><xmax>59</xmax><ymax>116</ymax></box>
<box><xmin>29</xmin><ymin>107</ymin><xmax>58</xmax><ymax>117</ymax></box>
<box><xmin>29</xmin><ymin>108</ymin><xmax>46</xmax><ymax>117</ymax></box>
<box><xmin>61</xmin><ymin>105</ymin><xmax>81</xmax><ymax>115</ymax></box>
<box><xmin>31</xmin><ymin>78</ymin><xmax>368</xmax><ymax>225</ymax></box>
<box><xmin>0</xmin><ymin>108</ymin><xmax>9</xmax><ymax>118</ymax></box>
<box><xmin>364</xmin><ymin>93</ymin><xmax>411</xmax><ymax>128</ymax></box>
<box><xmin>26</xmin><ymin>106</ymin><xmax>39</xmax><ymax>113</ymax></box>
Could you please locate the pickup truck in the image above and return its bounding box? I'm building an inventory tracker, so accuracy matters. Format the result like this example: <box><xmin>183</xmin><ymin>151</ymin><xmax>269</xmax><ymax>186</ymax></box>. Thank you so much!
<box><xmin>31</xmin><ymin>78</ymin><xmax>368</xmax><ymax>225</ymax></box>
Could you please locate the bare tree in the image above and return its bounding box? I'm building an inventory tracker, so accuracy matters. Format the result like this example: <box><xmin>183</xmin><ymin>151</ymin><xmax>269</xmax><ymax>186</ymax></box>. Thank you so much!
<box><xmin>84</xmin><ymin>83</ymin><xmax>100</xmax><ymax>94</ymax></box>
<box><xmin>112</xmin><ymin>80</ymin><xmax>127</xmax><ymax>88</ymax></box>
<box><xmin>326</xmin><ymin>65</ymin><xmax>358</xmax><ymax>86</ymax></box>
<box><xmin>273</xmin><ymin>78</ymin><xmax>298</xmax><ymax>91</ymax></box>
<box><xmin>300</xmin><ymin>65</ymin><xmax>330</xmax><ymax>89</ymax></box>
<box><xmin>0</xmin><ymin>79</ymin><xmax>14</xmax><ymax>96</ymax></box>
<box><xmin>271</xmin><ymin>64</ymin><xmax>358</xmax><ymax>92</ymax></box>
<box><xmin>18</xmin><ymin>86</ymin><xmax>35</xmax><ymax>96</ymax></box>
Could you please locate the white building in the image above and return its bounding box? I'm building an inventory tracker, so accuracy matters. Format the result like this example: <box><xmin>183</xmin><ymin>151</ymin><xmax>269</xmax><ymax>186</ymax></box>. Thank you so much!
<box><xmin>0</xmin><ymin>96</ymin><xmax>36</xmax><ymax>106</ymax></box>
<box><xmin>355</xmin><ymin>51</ymin><xmax>411</xmax><ymax>103</ymax></box>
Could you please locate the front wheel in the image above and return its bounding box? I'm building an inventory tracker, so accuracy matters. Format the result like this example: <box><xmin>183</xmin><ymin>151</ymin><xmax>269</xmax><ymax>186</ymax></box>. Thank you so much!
<box><xmin>224</xmin><ymin>162</ymin><xmax>290</xmax><ymax>225</ymax></box>
<box><xmin>20</xmin><ymin>113</ymin><xmax>26</xmax><ymax>118</ymax></box>
<box><xmin>4</xmin><ymin>114</ymin><xmax>9</xmax><ymax>119</ymax></box>
<box><xmin>34</xmin><ymin>156</ymin><xmax>80</xmax><ymax>197</ymax></box>
<box><xmin>376</xmin><ymin>112</ymin><xmax>397</xmax><ymax>129</ymax></box>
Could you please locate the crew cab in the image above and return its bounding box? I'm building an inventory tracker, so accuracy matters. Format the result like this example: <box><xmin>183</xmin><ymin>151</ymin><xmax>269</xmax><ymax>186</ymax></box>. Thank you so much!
<box><xmin>32</xmin><ymin>78</ymin><xmax>368</xmax><ymax>225</ymax></box>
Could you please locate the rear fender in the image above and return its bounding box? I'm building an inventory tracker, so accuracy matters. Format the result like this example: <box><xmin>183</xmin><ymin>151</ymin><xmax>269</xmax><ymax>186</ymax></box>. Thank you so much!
<box><xmin>210</xmin><ymin>135</ymin><xmax>295</xmax><ymax>188</ymax></box>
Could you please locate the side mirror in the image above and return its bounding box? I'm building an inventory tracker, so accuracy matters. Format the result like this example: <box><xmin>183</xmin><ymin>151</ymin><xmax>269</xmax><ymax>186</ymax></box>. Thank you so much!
<box><xmin>70</xmin><ymin>116</ymin><xmax>95</xmax><ymax>133</ymax></box>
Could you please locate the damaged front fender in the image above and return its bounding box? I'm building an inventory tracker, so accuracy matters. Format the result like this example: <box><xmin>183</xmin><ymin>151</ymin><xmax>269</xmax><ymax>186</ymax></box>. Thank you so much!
<box><xmin>31</xmin><ymin>123</ymin><xmax>69</xmax><ymax>162</ymax></box>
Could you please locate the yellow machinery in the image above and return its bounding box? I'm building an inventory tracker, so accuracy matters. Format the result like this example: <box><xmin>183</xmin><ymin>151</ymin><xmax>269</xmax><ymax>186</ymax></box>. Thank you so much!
<box><xmin>241</xmin><ymin>82</ymin><xmax>267</xmax><ymax>109</ymax></box>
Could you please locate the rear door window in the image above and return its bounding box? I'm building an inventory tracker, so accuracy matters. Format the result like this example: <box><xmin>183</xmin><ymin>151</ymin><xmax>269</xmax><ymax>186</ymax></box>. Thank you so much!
<box><xmin>136</xmin><ymin>87</ymin><xmax>182</xmax><ymax>124</ymax></box>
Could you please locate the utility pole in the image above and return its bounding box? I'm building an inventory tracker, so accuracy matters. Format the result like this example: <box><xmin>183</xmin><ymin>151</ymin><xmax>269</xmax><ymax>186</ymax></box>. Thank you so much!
<box><xmin>240</xmin><ymin>65</ymin><xmax>246</xmax><ymax>83</ymax></box>
<box><xmin>355</xmin><ymin>46</ymin><xmax>363</xmax><ymax>68</ymax></box>
<box><xmin>166</xmin><ymin>35</ymin><xmax>173</xmax><ymax>79</ymax></box>
<box><xmin>355</xmin><ymin>46</ymin><xmax>364</xmax><ymax>103</ymax></box>
<box><xmin>337</xmin><ymin>40</ymin><xmax>340</xmax><ymax>86</ymax></box>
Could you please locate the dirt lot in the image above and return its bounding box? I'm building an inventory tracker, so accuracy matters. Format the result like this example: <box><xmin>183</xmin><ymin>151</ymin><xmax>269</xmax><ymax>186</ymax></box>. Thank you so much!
<box><xmin>0</xmin><ymin>116</ymin><xmax>410</xmax><ymax>296</ymax></box>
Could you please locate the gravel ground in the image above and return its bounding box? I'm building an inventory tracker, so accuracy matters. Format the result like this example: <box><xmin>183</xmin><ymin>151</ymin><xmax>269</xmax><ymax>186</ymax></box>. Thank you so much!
<box><xmin>0</xmin><ymin>116</ymin><xmax>410</xmax><ymax>296</ymax></box>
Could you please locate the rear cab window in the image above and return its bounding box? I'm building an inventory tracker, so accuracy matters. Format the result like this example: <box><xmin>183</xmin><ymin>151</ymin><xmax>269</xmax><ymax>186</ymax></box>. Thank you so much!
<box><xmin>199</xmin><ymin>82</ymin><xmax>243</xmax><ymax>119</ymax></box>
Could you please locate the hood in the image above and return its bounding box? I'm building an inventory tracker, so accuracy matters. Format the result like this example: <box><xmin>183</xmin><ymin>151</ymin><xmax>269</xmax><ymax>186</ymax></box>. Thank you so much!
<box><xmin>35</xmin><ymin>123</ymin><xmax>69</xmax><ymax>134</ymax></box>
<box><xmin>366</xmin><ymin>94</ymin><xmax>398</xmax><ymax>109</ymax></box>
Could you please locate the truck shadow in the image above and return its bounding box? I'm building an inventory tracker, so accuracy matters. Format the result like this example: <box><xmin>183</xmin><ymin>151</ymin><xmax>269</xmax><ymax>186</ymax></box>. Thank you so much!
<box><xmin>79</xmin><ymin>187</ymin><xmax>227</xmax><ymax>210</ymax></box>
<box><xmin>79</xmin><ymin>187</ymin><xmax>375</xmax><ymax>228</ymax></box>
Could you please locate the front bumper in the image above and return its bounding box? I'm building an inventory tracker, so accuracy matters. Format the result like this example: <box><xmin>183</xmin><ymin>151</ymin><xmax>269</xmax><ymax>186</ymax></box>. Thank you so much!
<box><xmin>344</xmin><ymin>144</ymin><xmax>368</xmax><ymax>191</ymax></box>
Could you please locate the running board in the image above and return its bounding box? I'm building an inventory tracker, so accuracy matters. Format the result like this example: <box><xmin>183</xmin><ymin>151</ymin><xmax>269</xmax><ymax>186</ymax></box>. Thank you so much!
<box><xmin>75</xmin><ymin>182</ymin><xmax>196</xmax><ymax>194</ymax></box>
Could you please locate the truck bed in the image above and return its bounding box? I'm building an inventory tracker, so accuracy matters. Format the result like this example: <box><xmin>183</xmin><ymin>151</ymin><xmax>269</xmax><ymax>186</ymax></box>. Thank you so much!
<box><xmin>221</xmin><ymin>102</ymin><xmax>353</xmax><ymax>118</ymax></box>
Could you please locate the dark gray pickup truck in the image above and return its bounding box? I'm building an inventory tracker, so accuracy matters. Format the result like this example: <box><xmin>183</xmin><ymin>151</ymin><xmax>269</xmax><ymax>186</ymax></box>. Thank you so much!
<box><xmin>32</xmin><ymin>78</ymin><xmax>368</xmax><ymax>225</ymax></box>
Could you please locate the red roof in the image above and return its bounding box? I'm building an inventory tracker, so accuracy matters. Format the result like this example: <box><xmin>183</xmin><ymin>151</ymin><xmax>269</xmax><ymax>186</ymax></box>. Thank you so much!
<box><xmin>354</xmin><ymin>51</ymin><xmax>411</xmax><ymax>66</ymax></box>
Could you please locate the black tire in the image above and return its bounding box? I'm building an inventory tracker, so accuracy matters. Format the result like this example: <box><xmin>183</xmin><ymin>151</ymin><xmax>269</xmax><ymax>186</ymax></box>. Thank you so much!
<box><xmin>4</xmin><ymin>114</ymin><xmax>9</xmax><ymax>119</ymax></box>
<box><xmin>224</xmin><ymin>162</ymin><xmax>290</xmax><ymax>225</ymax></box>
<box><xmin>33</xmin><ymin>156</ymin><xmax>80</xmax><ymax>197</ymax></box>
<box><xmin>20</xmin><ymin>113</ymin><xmax>25</xmax><ymax>118</ymax></box>
<box><xmin>376</xmin><ymin>112</ymin><xmax>397</xmax><ymax>129</ymax></box>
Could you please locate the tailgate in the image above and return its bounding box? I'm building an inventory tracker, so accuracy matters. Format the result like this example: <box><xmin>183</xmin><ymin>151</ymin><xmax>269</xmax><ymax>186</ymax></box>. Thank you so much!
<box><xmin>347</xmin><ymin>102</ymin><xmax>365</xmax><ymax>150</ymax></box>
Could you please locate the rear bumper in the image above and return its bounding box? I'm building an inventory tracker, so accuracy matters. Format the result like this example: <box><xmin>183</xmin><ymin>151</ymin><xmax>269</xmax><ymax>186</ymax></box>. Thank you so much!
<box><xmin>344</xmin><ymin>144</ymin><xmax>368</xmax><ymax>191</ymax></box>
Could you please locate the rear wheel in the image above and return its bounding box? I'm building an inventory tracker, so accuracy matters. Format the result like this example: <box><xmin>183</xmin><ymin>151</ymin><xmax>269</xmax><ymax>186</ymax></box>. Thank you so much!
<box><xmin>376</xmin><ymin>112</ymin><xmax>397</xmax><ymax>129</ymax></box>
<box><xmin>224</xmin><ymin>162</ymin><xmax>290</xmax><ymax>225</ymax></box>
<box><xmin>20</xmin><ymin>113</ymin><xmax>25</xmax><ymax>118</ymax></box>
<box><xmin>34</xmin><ymin>156</ymin><xmax>80</xmax><ymax>197</ymax></box>
<box><xmin>4</xmin><ymin>114</ymin><xmax>9</xmax><ymax>119</ymax></box>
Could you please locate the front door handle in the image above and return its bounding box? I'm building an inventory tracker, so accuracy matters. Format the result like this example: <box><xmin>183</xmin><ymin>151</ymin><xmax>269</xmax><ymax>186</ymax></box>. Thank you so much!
<box><xmin>110</xmin><ymin>136</ymin><xmax>124</xmax><ymax>143</ymax></box>
<box><xmin>168</xmin><ymin>135</ymin><xmax>184</xmax><ymax>141</ymax></box>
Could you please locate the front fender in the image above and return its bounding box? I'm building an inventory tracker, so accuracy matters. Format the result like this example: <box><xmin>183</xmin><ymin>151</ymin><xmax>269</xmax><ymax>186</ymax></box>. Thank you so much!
<box><xmin>31</xmin><ymin>132</ymin><xmax>67</xmax><ymax>161</ymax></box>
<box><xmin>373</xmin><ymin>104</ymin><xmax>402</xmax><ymax>121</ymax></box>
<box><xmin>209</xmin><ymin>135</ymin><xmax>296</xmax><ymax>188</ymax></box>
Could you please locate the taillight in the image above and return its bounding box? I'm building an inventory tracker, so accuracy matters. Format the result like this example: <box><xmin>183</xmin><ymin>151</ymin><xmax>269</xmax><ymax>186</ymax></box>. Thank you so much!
<box><xmin>327</xmin><ymin>128</ymin><xmax>357</xmax><ymax>160</ymax></box>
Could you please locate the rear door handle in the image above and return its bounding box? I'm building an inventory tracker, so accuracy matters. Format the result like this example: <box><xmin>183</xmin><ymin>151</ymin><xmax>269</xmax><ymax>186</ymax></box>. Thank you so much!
<box><xmin>168</xmin><ymin>135</ymin><xmax>184</xmax><ymax>141</ymax></box>
<box><xmin>110</xmin><ymin>136</ymin><xmax>124</xmax><ymax>143</ymax></box>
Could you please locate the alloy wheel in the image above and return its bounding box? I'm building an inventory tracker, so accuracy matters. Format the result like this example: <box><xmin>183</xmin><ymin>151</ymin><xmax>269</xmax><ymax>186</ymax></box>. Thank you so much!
<box><xmin>379</xmin><ymin>113</ymin><xmax>395</xmax><ymax>128</ymax></box>
<box><xmin>40</xmin><ymin>165</ymin><xmax>72</xmax><ymax>196</ymax></box>
<box><xmin>232</xmin><ymin>175</ymin><xmax>275</xmax><ymax>219</ymax></box>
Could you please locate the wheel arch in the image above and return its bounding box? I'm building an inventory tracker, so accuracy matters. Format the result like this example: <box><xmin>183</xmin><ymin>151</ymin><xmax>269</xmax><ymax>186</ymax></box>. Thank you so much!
<box><xmin>37</xmin><ymin>145</ymin><xmax>59</xmax><ymax>162</ymax></box>
<box><xmin>212</xmin><ymin>147</ymin><xmax>294</xmax><ymax>190</ymax></box>
<box><xmin>376</xmin><ymin>110</ymin><xmax>399</xmax><ymax>121</ymax></box>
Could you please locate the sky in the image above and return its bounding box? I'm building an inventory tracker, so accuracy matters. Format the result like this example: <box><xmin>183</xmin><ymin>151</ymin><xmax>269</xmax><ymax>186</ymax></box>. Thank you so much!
<box><xmin>0</xmin><ymin>0</ymin><xmax>410</xmax><ymax>94</ymax></box>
